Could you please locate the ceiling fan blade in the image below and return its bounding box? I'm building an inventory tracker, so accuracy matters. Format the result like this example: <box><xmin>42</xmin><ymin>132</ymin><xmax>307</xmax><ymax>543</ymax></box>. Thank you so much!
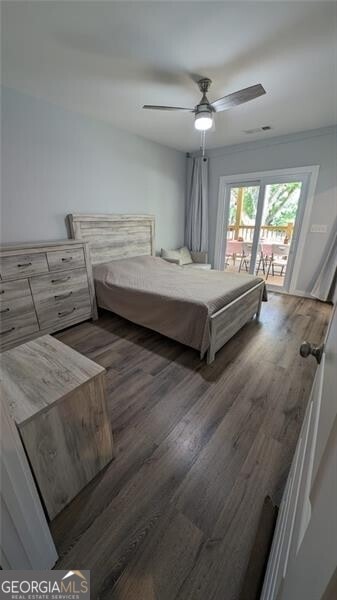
<box><xmin>143</xmin><ymin>105</ymin><xmax>193</xmax><ymax>111</ymax></box>
<box><xmin>211</xmin><ymin>84</ymin><xmax>266</xmax><ymax>112</ymax></box>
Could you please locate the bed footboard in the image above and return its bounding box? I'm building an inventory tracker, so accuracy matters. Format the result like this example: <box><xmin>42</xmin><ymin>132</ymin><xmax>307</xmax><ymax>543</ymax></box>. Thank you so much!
<box><xmin>206</xmin><ymin>282</ymin><xmax>264</xmax><ymax>364</ymax></box>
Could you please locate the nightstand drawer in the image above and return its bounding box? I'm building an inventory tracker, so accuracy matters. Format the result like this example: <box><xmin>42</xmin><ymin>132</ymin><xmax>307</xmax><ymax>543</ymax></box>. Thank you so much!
<box><xmin>30</xmin><ymin>268</ymin><xmax>91</xmax><ymax>329</ymax></box>
<box><xmin>47</xmin><ymin>247</ymin><xmax>85</xmax><ymax>272</ymax></box>
<box><xmin>0</xmin><ymin>253</ymin><xmax>48</xmax><ymax>280</ymax></box>
<box><xmin>0</xmin><ymin>280</ymin><xmax>39</xmax><ymax>347</ymax></box>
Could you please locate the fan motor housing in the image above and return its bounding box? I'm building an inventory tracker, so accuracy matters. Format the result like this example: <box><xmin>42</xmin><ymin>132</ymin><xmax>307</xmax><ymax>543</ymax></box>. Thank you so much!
<box><xmin>195</xmin><ymin>103</ymin><xmax>213</xmax><ymax>116</ymax></box>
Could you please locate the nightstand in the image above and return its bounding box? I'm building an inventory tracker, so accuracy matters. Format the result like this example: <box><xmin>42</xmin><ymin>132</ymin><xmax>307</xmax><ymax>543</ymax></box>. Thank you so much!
<box><xmin>1</xmin><ymin>335</ymin><xmax>113</xmax><ymax>519</ymax></box>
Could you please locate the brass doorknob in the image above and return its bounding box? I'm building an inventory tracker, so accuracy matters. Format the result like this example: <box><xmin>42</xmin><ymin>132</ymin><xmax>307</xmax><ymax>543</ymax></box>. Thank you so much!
<box><xmin>300</xmin><ymin>342</ymin><xmax>324</xmax><ymax>364</ymax></box>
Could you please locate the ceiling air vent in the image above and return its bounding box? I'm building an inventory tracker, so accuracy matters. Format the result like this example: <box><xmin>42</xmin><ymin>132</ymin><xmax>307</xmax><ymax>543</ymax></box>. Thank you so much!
<box><xmin>244</xmin><ymin>125</ymin><xmax>272</xmax><ymax>134</ymax></box>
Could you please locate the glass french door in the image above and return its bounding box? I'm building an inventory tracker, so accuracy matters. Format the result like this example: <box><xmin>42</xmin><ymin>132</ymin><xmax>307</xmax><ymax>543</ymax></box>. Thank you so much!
<box><xmin>224</xmin><ymin>182</ymin><xmax>260</xmax><ymax>271</ymax></box>
<box><xmin>223</xmin><ymin>174</ymin><xmax>308</xmax><ymax>291</ymax></box>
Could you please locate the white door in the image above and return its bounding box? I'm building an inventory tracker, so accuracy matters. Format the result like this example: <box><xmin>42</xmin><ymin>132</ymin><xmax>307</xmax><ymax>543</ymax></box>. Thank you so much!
<box><xmin>261</xmin><ymin>303</ymin><xmax>337</xmax><ymax>599</ymax></box>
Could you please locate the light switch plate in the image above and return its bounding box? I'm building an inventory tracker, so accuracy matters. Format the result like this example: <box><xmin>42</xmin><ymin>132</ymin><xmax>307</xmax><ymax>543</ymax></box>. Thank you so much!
<box><xmin>310</xmin><ymin>224</ymin><xmax>327</xmax><ymax>233</ymax></box>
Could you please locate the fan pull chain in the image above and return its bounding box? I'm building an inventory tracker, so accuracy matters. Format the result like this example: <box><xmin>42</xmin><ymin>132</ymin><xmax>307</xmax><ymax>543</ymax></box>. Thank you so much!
<box><xmin>200</xmin><ymin>130</ymin><xmax>206</xmax><ymax>157</ymax></box>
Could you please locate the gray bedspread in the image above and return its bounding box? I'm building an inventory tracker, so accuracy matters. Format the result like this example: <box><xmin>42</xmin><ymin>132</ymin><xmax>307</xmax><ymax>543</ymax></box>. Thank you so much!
<box><xmin>94</xmin><ymin>255</ymin><xmax>265</xmax><ymax>354</ymax></box>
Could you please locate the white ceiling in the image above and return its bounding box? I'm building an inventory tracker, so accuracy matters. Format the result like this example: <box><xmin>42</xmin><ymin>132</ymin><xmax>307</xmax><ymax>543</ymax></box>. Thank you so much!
<box><xmin>2</xmin><ymin>1</ymin><xmax>337</xmax><ymax>152</ymax></box>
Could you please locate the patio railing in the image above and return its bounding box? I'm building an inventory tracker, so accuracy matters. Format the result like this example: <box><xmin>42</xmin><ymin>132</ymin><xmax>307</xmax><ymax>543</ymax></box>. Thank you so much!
<box><xmin>226</xmin><ymin>223</ymin><xmax>293</xmax><ymax>242</ymax></box>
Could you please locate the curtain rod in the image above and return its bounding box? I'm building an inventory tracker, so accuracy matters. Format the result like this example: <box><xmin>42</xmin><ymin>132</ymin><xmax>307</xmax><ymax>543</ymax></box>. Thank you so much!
<box><xmin>186</xmin><ymin>152</ymin><xmax>208</xmax><ymax>160</ymax></box>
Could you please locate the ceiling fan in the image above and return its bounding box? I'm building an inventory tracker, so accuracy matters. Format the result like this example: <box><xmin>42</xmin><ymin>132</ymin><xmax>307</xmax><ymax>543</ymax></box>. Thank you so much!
<box><xmin>143</xmin><ymin>78</ymin><xmax>266</xmax><ymax>131</ymax></box>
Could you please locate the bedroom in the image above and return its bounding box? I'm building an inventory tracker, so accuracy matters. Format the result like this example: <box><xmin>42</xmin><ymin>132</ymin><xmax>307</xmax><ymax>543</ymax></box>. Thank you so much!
<box><xmin>1</xmin><ymin>1</ymin><xmax>337</xmax><ymax>599</ymax></box>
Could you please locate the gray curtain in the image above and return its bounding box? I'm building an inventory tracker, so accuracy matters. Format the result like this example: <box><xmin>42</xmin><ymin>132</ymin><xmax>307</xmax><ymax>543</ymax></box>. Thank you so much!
<box><xmin>311</xmin><ymin>219</ymin><xmax>337</xmax><ymax>302</ymax></box>
<box><xmin>185</xmin><ymin>156</ymin><xmax>208</xmax><ymax>252</ymax></box>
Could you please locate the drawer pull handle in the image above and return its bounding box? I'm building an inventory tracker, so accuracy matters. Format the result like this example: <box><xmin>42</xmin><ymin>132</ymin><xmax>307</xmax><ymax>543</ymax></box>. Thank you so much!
<box><xmin>51</xmin><ymin>276</ymin><xmax>71</xmax><ymax>284</ymax></box>
<box><xmin>0</xmin><ymin>290</ymin><xmax>5</xmax><ymax>295</ymax></box>
<box><xmin>17</xmin><ymin>262</ymin><xmax>32</xmax><ymax>268</ymax></box>
<box><xmin>54</xmin><ymin>291</ymin><xmax>73</xmax><ymax>301</ymax></box>
<box><xmin>0</xmin><ymin>326</ymin><xmax>15</xmax><ymax>335</ymax></box>
<box><xmin>61</xmin><ymin>257</ymin><xmax>73</xmax><ymax>262</ymax></box>
<box><xmin>58</xmin><ymin>307</ymin><xmax>76</xmax><ymax>317</ymax></box>
<box><xmin>0</xmin><ymin>307</ymin><xmax>10</xmax><ymax>314</ymax></box>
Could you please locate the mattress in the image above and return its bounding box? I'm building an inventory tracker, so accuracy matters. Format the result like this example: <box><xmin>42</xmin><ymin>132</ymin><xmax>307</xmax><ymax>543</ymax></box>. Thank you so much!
<box><xmin>93</xmin><ymin>255</ymin><xmax>265</xmax><ymax>354</ymax></box>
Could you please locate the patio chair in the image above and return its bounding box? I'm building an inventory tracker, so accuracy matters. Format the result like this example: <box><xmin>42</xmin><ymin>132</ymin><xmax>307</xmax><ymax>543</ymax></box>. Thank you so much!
<box><xmin>256</xmin><ymin>243</ymin><xmax>268</xmax><ymax>275</ymax></box>
<box><xmin>225</xmin><ymin>239</ymin><xmax>241</xmax><ymax>269</ymax></box>
<box><xmin>238</xmin><ymin>242</ymin><xmax>253</xmax><ymax>272</ymax></box>
<box><xmin>266</xmin><ymin>243</ymin><xmax>290</xmax><ymax>279</ymax></box>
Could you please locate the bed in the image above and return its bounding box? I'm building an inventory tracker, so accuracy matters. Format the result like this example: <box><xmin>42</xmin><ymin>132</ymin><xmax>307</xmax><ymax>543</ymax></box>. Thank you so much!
<box><xmin>68</xmin><ymin>214</ymin><xmax>265</xmax><ymax>364</ymax></box>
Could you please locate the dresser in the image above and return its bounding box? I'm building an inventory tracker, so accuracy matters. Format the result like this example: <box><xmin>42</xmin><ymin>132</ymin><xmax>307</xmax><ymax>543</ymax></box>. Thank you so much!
<box><xmin>0</xmin><ymin>240</ymin><xmax>97</xmax><ymax>351</ymax></box>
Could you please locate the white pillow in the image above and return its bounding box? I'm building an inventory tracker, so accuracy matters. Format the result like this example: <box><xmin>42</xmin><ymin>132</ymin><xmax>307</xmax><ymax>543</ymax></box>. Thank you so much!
<box><xmin>161</xmin><ymin>248</ymin><xmax>182</xmax><ymax>263</ymax></box>
<box><xmin>179</xmin><ymin>246</ymin><xmax>193</xmax><ymax>265</ymax></box>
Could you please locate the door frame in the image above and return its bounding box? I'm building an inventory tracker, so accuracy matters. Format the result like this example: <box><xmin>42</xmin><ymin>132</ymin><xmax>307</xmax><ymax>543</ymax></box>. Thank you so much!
<box><xmin>0</xmin><ymin>397</ymin><xmax>58</xmax><ymax>569</ymax></box>
<box><xmin>261</xmin><ymin>303</ymin><xmax>337</xmax><ymax>600</ymax></box>
<box><xmin>215</xmin><ymin>165</ymin><xmax>320</xmax><ymax>295</ymax></box>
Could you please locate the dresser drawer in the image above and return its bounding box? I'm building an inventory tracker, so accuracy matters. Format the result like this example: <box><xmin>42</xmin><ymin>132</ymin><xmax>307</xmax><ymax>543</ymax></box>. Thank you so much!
<box><xmin>30</xmin><ymin>268</ymin><xmax>91</xmax><ymax>329</ymax></box>
<box><xmin>0</xmin><ymin>279</ymin><xmax>39</xmax><ymax>347</ymax></box>
<box><xmin>30</xmin><ymin>267</ymin><xmax>89</xmax><ymax>301</ymax></box>
<box><xmin>0</xmin><ymin>253</ymin><xmax>48</xmax><ymax>280</ymax></box>
<box><xmin>47</xmin><ymin>247</ymin><xmax>85</xmax><ymax>272</ymax></box>
<box><xmin>0</xmin><ymin>278</ymin><xmax>33</xmax><ymax>303</ymax></box>
<box><xmin>35</xmin><ymin>293</ymin><xmax>91</xmax><ymax>330</ymax></box>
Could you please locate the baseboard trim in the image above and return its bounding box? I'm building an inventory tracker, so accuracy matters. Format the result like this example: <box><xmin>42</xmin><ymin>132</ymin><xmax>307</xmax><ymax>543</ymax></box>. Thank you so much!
<box><xmin>268</xmin><ymin>287</ymin><xmax>312</xmax><ymax>299</ymax></box>
<box><xmin>289</xmin><ymin>289</ymin><xmax>312</xmax><ymax>299</ymax></box>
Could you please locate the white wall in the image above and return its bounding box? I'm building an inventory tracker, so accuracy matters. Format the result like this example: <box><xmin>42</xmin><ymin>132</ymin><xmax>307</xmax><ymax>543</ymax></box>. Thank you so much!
<box><xmin>197</xmin><ymin>126</ymin><xmax>337</xmax><ymax>294</ymax></box>
<box><xmin>1</xmin><ymin>87</ymin><xmax>186</xmax><ymax>251</ymax></box>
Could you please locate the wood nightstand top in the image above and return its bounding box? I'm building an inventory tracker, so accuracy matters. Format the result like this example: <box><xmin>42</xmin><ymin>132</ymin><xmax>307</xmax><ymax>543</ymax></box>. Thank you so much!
<box><xmin>1</xmin><ymin>334</ymin><xmax>105</xmax><ymax>425</ymax></box>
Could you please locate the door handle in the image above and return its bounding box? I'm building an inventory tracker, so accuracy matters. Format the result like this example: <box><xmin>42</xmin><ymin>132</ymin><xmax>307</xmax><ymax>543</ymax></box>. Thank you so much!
<box><xmin>300</xmin><ymin>341</ymin><xmax>324</xmax><ymax>364</ymax></box>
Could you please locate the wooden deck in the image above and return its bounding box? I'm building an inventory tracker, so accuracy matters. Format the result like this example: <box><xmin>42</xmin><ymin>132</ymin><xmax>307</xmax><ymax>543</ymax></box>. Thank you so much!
<box><xmin>51</xmin><ymin>294</ymin><xmax>331</xmax><ymax>599</ymax></box>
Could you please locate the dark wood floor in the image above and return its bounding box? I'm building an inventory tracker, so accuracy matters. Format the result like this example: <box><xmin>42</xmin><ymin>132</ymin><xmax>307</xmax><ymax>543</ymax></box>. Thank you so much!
<box><xmin>52</xmin><ymin>294</ymin><xmax>331</xmax><ymax>600</ymax></box>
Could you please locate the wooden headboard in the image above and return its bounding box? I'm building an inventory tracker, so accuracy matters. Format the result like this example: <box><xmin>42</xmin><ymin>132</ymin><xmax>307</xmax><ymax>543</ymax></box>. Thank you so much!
<box><xmin>68</xmin><ymin>213</ymin><xmax>156</xmax><ymax>266</ymax></box>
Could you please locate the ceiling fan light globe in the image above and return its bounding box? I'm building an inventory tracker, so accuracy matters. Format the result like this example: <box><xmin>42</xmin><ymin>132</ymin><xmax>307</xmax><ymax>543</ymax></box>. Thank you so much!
<box><xmin>194</xmin><ymin>114</ymin><xmax>213</xmax><ymax>131</ymax></box>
